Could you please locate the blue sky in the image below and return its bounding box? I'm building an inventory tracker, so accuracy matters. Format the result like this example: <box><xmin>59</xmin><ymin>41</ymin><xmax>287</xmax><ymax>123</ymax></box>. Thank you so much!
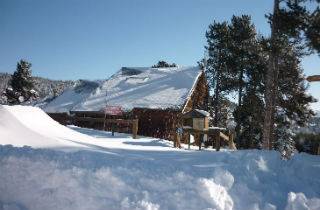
<box><xmin>0</xmin><ymin>0</ymin><xmax>319</xmax><ymax>109</ymax></box>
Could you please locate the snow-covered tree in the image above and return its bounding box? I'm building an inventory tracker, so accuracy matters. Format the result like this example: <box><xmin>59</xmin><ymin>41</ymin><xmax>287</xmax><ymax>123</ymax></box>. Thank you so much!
<box><xmin>3</xmin><ymin>60</ymin><xmax>38</xmax><ymax>104</ymax></box>
<box><xmin>263</xmin><ymin>0</ymin><xmax>320</xmax><ymax>149</ymax></box>
<box><xmin>274</xmin><ymin>109</ymin><xmax>296</xmax><ymax>159</ymax></box>
<box><xmin>152</xmin><ymin>61</ymin><xmax>177</xmax><ymax>68</ymax></box>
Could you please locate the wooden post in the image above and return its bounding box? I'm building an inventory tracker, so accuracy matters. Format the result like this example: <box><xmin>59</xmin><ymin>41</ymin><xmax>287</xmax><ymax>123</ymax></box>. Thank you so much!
<box><xmin>132</xmin><ymin>119</ymin><xmax>138</xmax><ymax>139</ymax></box>
<box><xmin>188</xmin><ymin>133</ymin><xmax>191</xmax><ymax>150</ymax></box>
<box><xmin>177</xmin><ymin>134</ymin><xmax>181</xmax><ymax>148</ymax></box>
<box><xmin>228</xmin><ymin>131</ymin><xmax>237</xmax><ymax>150</ymax></box>
<box><xmin>215</xmin><ymin>131</ymin><xmax>221</xmax><ymax>151</ymax></box>
<box><xmin>111</xmin><ymin>123</ymin><xmax>115</xmax><ymax>136</ymax></box>
<box><xmin>174</xmin><ymin>133</ymin><xmax>181</xmax><ymax>148</ymax></box>
<box><xmin>199</xmin><ymin>134</ymin><xmax>203</xmax><ymax>150</ymax></box>
<box><xmin>194</xmin><ymin>132</ymin><xmax>200</xmax><ymax>147</ymax></box>
<box><xmin>103</xmin><ymin>112</ymin><xmax>107</xmax><ymax>131</ymax></box>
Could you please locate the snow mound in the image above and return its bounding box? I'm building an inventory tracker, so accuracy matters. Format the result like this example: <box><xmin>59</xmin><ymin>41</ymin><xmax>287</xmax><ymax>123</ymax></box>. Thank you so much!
<box><xmin>0</xmin><ymin>105</ymin><xmax>94</xmax><ymax>148</ymax></box>
<box><xmin>43</xmin><ymin>66</ymin><xmax>201</xmax><ymax>112</ymax></box>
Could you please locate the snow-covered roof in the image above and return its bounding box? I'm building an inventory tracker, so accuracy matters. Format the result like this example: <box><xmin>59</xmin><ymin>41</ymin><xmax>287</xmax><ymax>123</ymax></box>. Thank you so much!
<box><xmin>44</xmin><ymin>66</ymin><xmax>202</xmax><ymax>112</ymax></box>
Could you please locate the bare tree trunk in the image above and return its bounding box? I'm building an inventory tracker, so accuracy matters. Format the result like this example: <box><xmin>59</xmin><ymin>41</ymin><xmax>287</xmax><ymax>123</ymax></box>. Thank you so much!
<box><xmin>238</xmin><ymin>66</ymin><xmax>244</xmax><ymax>107</ymax></box>
<box><xmin>235</xmin><ymin>68</ymin><xmax>244</xmax><ymax>139</ymax></box>
<box><xmin>213</xmin><ymin>74</ymin><xmax>220</xmax><ymax>126</ymax></box>
<box><xmin>263</xmin><ymin>0</ymin><xmax>280</xmax><ymax>150</ymax></box>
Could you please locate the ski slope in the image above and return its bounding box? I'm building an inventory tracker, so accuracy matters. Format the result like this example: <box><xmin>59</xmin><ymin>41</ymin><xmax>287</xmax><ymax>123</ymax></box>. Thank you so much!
<box><xmin>0</xmin><ymin>105</ymin><xmax>320</xmax><ymax>210</ymax></box>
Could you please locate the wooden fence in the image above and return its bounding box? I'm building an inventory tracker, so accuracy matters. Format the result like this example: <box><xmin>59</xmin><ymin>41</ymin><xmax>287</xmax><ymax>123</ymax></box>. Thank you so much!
<box><xmin>47</xmin><ymin>112</ymin><xmax>139</xmax><ymax>139</ymax></box>
<box><xmin>48</xmin><ymin>108</ymin><xmax>182</xmax><ymax>141</ymax></box>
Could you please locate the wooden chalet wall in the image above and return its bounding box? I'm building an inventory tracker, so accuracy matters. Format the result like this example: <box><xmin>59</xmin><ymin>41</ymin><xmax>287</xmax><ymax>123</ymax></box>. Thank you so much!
<box><xmin>132</xmin><ymin>108</ymin><xmax>181</xmax><ymax>141</ymax></box>
<box><xmin>47</xmin><ymin>113</ymin><xmax>72</xmax><ymax>125</ymax></box>
<box><xmin>182</xmin><ymin>71</ymin><xmax>209</xmax><ymax>113</ymax></box>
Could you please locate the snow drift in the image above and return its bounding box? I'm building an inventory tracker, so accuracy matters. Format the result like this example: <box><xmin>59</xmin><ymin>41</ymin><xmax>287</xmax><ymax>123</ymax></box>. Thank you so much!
<box><xmin>0</xmin><ymin>105</ymin><xmax>94</xmax><ymax>148</ymax></box>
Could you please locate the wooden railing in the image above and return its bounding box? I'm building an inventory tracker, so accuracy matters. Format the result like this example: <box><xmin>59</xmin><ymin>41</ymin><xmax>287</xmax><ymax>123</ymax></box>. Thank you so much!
<box><xmin>179</xmin><ymin>127</ymin><xmax>236</xmax><ymax>151</ymax></box>
<box><xmin>48</xmin><ymin>113</ymin><xmax>139</xmax><ymax>139</ymax></box>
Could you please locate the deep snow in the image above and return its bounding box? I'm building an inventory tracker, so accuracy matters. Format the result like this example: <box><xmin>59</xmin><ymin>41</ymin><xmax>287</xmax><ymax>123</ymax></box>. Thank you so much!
<box><xmin>0</xmin><ymin>105</ymin><xmax>320</xmax><ymax>210</ymax></box>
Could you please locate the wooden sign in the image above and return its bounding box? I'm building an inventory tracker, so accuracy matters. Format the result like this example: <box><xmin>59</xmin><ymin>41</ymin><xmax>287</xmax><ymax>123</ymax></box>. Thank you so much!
<box><xmin>104</xmin><ymin>106</ymin><xmax>123</xmax><ymax>116</ymax></box>
<box><xmin>307</xmin><ymin>75</ymin><xmax>320</xmax><ymax>82</ymax></box>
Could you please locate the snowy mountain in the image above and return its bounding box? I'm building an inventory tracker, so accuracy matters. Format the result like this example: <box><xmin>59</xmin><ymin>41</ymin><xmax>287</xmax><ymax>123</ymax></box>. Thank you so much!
<box><xmin>44</xmin><ymin>66</ymin><xmax>202</xmax><ymax>112</ymax></box>
<box><xmin>0</xmin><ymin>72</ymin><xmax>75</xmax><ymax>104</ymax></box>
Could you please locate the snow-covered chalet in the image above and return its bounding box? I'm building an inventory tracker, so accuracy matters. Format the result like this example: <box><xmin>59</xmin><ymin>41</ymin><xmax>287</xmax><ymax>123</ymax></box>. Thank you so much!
<box><xmin>45</xmin><ymin>66</ymin><xmax>209</xmax><ymax>141</ymax></box>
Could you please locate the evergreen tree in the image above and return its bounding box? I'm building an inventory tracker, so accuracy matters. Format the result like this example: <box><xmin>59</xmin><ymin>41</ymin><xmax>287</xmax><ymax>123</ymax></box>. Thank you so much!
<box><xmin>204</xmin><ymin>14</ymin><xmax>315</xmax><ymax>155</ymax></box>
<box><xmin>234</xmin><ymin>91</ymin><xmax>265</xmax><ymax>148</ymax></box>
<box><xmin>205</xmin><ymin>16</ymin><xmax>267</xmax><ymax>145</ymax></box>
<box><xmin>263</xmin><ymin>0</ymin><xmax>320</xmax><ymax>150</ymax></box>
<box><xmin>274</xmin><ymin>39</ymin><xmax>315</xmax><ymax>157</ymax></box>
<box><xmin>237</xmin><ymin>36</ymin><xmax>269</xmax><ymax>148</ymax></box>
<box><xmin>3</xmin><ymin>60</ymin><xmax>38</xmax><ymax>104</ymax></box>
<box><xmin>152</xmin><ymin>61</ymin><xmax>177</xmax><ymax>68</ymax></box>
<box><xmin>274</xmin><ymin>108</ymin><xmax>295</xmax><ymax>159</ymax></box>
<box><xmin>205</xmin><ymin>21</ymin><xmax>231</xmax><ymax>126</ymax></box>
<box><xmin>305</xmin><ymin>7</ymin><xmax>320</xmax><ymax>54</ymax></box>
<box><xmin>227</xmin><ymin>16</ymin><xmax>265</xmax><ymax>144</ymax></box>
<box><xmin>228</xmin><ymin>15</ymin><xmax>258</xmax><ymax>106</ymax></box>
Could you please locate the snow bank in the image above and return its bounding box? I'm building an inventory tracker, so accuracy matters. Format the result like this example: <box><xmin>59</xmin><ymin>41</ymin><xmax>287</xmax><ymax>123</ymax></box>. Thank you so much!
<box><xmin>1</xmin><ymin>105</ymin><xmax>319</xmax><ymax>210</ymax></box>
<box><xmin>0</xmin><ymin>144</ymin><xmax>319</xmax><ymax>210</ymax></box>
<box><xmin>44</xmin><ymin>66</ymin><xmax>201</xmax><ymax>112</ymax></box>
<box><xmin>0</xmin><ymin>105</ymin><xmax>94</xmax><ymax>149</ymax></box>
<box><xmin>0</xmin><ymin>105</ymin><xmax>63</xmax><ymax>148</ymax></box>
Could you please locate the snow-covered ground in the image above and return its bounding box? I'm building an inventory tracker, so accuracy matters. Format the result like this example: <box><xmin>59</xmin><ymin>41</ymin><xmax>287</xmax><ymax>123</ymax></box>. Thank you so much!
<box><xmin>0</xmin><ymin>105</ymin><xmax>320</xmax><ymax>210</ymax></box>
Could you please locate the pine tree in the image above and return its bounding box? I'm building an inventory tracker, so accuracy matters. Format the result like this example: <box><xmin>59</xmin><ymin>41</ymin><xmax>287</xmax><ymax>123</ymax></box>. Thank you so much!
<box><xmin>228</xmin><ymin>15</ymin><xmax>258</xmax><ymax>105</ymax></box>
<box><xmin>274</xmin><ymin>108</ymin><xmax>295</xmax><ymax>159</ymax></box>
<box><xmin>263</xmin><ymin>0</ymin><xmax>320</xmax><ymax>150</ymax></box>
<box><xmin>4</xmin><ymin>60</ymin><xmax>38</xmax><ymax>104</ymax></box>
<box><xmin>205</xmin><ymin>21</ymin><xmax>231</xmax><ymax>126</ymax></box>
<box><xmin>204</xmin><ymin>11</ymin><xmax>317</xmax><ymax>154</ymax></box>
<box><xmin>234</xmin><ymin>94</ymin><xmax>264</xmax><ymax>148</ymax></box>
<box><xmin>205</xmin><ymin>16</ymin><xmax>266</xmax><ymax>142</ymax></box>
<box><xmin>227</xmin><ymin>15</ymin><xmax>265</xmax><ymax>144</ymax></box>
<box><xmin>274</xmin><ymin>40</ymin><xmax>315</xmax><ymax>157</ymax></box>
<box><xmin>152</xmin><ymin>61</ymin><xmax>177</xmax><ymax>68</ymax></box>
<box><xmin>305</xmin><ymin>7</ymin><xmax>320</xmax><ymax>54</ymax></box>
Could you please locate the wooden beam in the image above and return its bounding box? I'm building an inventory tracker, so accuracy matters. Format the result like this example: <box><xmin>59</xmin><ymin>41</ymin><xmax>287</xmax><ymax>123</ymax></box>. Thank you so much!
<box><xmin>75</xmin><ymin>116</ymin><xmax>136</xmax><ymax>124</ymax></box>
<box><xmin>132</xmin><ymin>119</ymin><xmax>139</xmax><ymax>139</ymax></box>
<box><xmin>219</xmin><ymin>132</ymin><xmax>229</xmax><ymax>142</ymax></box>
<box><xmin>74</xmin><ymin>116</ymin><xmax>104</xmax><ymax>122</ymax></box>
<box><xmin>307</xmin><ymin>75</ymin><xmax>320</xmax><ymax>82</ymax></box>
